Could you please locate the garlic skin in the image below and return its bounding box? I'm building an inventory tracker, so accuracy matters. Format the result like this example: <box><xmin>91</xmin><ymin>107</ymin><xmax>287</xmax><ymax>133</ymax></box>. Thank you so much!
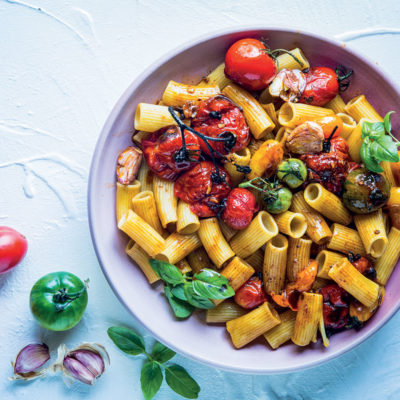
<box><xmin>11</xmin><ymin>343</ymin><xmax>50</xmax><ymax>380</ymax></box>
<box><xmin>286</xmin><ymin>121</ymin><xmax>324</xmax><ymax>154</ymax></box>
<box><xmin>269</xmin><ymin>69</ymin><xmax>306</xmax><ymax>102</ymax></box>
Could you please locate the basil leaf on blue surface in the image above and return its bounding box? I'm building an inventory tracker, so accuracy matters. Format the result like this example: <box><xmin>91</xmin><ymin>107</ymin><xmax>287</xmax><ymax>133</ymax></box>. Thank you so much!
<box><xmin>149</xmin><ymin>259</ymin><xmax>184</xmax><ymax>286</ymax></box>
<box><xmin>151</xmin><ymin>341</ymin><xmax>176</xmax><ymax>363</ymax></box>
<box><xmin>165</xmin><ymin>364</ymin><xmax>200</xmax><ymax>399</ymax></box>
<box><xmin>164</xmin><ymin>285</ymin><xmax>194</xmax><ymax>319</ymax></box>
<box><xmin>107</xmin><ymin>326</ymin><xmax>145</xmax><ymax>355</ymax></box>
<box><xmin>141</xmin><ymin>361</ymin><xmax>163</xmax><ymax>400</ymax></box>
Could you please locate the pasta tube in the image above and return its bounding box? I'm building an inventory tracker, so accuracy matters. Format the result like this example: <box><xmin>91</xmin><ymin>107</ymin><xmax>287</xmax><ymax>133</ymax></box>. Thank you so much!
<box><xmin>222</xmin><ymin>83</ymin><xmax>275</xmax><ymax>138</ymax></box>
<box><xmin>286</xmin><ymin>237</ymin><xmax>312</xmax><ymax>282</ymax></box>
<box><xmin>156</xmin><ymin>232</ymin><xmax>201</xmax><ymax>265</ymax></box>
<box><xmin>292</xmin><ymin>293</ymin><xmax>323</xmax><ymax>346</ymax></box>
<box><xmin>134</xmin><ymin>103</ymin><xmax>178</xmax><ymax>132</ymax></box>
<box><xmin>198</xmin><ymin>218</ymin><xmax>235</xmax><ymax>268</ymax></box>
<box><xmin>187</xmin><ymin>247</ymin><xmax>212</xmax><ymax>273</ymax></box>
<box><xmin>206</xmin><ymin>301</ymin><xmax>246</xmax><ymax>323</ymax></box>
<box><xmin>273</xmin><ymin>211</ymin><xmax>307</xmax><ymax>238</ymax></box>
<box><xmin>262</xmin><ymin>103</ymin><xmax>280</xmax><ymax>129</ymax></box>
<box><xmin>125</xmin><ymin>241</ymin><xmax>160</xmax><ymax>284</ymax></box>
<box><xmin>382</xmin><ymin>161</ymin><xmax>396</xmax><ymax>187</ymax></box>
<box><xmin>327</xmin><ymin>223</ymin><xmax>367</xmax><ymax>256</ymax></box>
<box><xmin>290</xmin><ymin>191</ymin><xmax>332</xmax><ymax>244</ymax></box>
<box><xmin>264</xmin><ymin>310</ymin><xmax>297</xmax><ymax>349</ymax></box>
<box><xmin>137</xmin><ymin>162</ymin><xmax>153</xmax><ymax>192</ymax></box>
<box><xmin>131</xmin><ymin>191</ymin><xmax>163</xmax><ymax>236</ymax></box>
<box><xmin>337</xmin><ymin>113</ymin><xmax>356</xmax><ymax>140</ymax></box>
<box><xmin>116</xmin><ymin>181</ymin><xmax>141</xmax><ymax>223</ymax></box>
<box><xmin>278</xmin><ymin>102</ymin><xmax>333</xmax><ymax>128</ymax></box>
<box><xmin>276</xmin><ymin>48</ymin><xmax>310</xmax><ymax>71</ymax></box>
<box><xmin>224</xmin><ymin>148</ymin><xmax>251</xmax><ymax>186</ymax></box>
<box><xmin>263</xmin><ymin>234</ymin><xmax>288</xmax><ymax>294</ymax></box>
<box><xmin>220</xmin><ymin>257</ymin><xmax>255</xmax><ymax>292</ymax></box>
<box><xmin>118</xmin><ymin>210</ymin><xmax>165</xmax><ymax>258</ymax></box>
<box><xmin>328</xmin><ymin>258</ymin><xmax>380</xmax><ymax>307</ymax></box>
<box><xmin>197</xmin><ymin>62</ymin><xmax>232</xmax><ymax>89</ymax></box>
<box><xmin>230</xmin><ymin>211</ymin><xmax>279</xmax><ymax>259</ymax></box>
<box><xmin>325</xmin><ymin>95</ymin><xmax>346</xmax><ymax>114</ymax></box>
<box><xmin>375</xmin><ymin>227</ymin><xmax>400</xmax><ymax>285</ymax></box>
<box><xmin>219</xmin><ymin>220</ymin><xmax>238</xmax><ymax>242</ymax></box>
<box><xmin>161</xmin><ymin>80</ymin><xmax>220</xmax><ymax>107</ymax></box>
<box><xmin>176</xmin><ymin>258</ymin><xmax>192</xmax><ymax>274</ymax></box>
<box><xmin>244</xmin><ymin>248</ymin><xmax>264</xmax><ymax>273</ymax></box>
<box><xmin>347</xmin><ymin>119</ymin><xmax>369</xmax><ymax>162</ymax></box>
<box><xmin>176</xmin><ymin>200</ymin><xmax>200</xmax><ymax>234</ymax></box>
<box><xmin>312</xmin><ymin>277</ymin><xmax>330</xmax><ymax>290</ymax></box>
<box><xmin>353</xmin><ymin>209</ymin><xmax>388</xmax><ymax>258</ymax></box>
<box><xmin>316</xmin><ymin>250</ymin><xmax>344</xmax><ymax>279</ymax></box>
<box><xmin>226</xmin><ymin>302</ymin><xmax>281</xmax><ymax>348</ymax></box>
<box><xmin>304</xmin><ymin>183</ymin><xmax>352</xmax><ymax>226</ymax></box>
<box><xmin>132</xmin><ymin>130</ymin><xmax>150</xmax><ymax>146</ymax></box>
<box><xmin>344</xmin><ymin>95</ymin><xmax>383</xmax><ymax>123</ymax></box>
<box><xmin>153</xmin><ymin>176</ymin><xmax>177</xmax><ymax>229</ymax></box>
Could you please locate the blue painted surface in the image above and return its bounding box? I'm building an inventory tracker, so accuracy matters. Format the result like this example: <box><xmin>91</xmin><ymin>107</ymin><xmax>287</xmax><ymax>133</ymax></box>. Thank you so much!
<box><xmin>1</xmin><ymin>1</ymin><xmax>400</xmax><ymax>398</ymax></box>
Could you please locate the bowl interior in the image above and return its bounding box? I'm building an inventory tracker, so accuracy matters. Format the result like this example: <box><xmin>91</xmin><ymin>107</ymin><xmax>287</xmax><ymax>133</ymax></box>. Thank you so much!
<box><xmin>89</xmin><ymin>28</ymin><xmax>400</xmax><ymax>373</ymax></box>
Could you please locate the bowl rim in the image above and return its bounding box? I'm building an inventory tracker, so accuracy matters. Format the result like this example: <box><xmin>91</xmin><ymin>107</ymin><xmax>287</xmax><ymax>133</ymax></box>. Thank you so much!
<box><xmin>88</xmin><ymin>25</ymin><xmax>400</xmax><ymax>374</ymax></box>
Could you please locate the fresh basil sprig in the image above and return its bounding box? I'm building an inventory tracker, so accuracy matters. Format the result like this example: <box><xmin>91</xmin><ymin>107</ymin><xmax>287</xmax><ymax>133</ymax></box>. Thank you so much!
<box><xmin>360</xmin><ymin>111</ymin><xmax>400</xmax><ymax>173</ymax></box>
<box><xmin>108</xmin><ymin>326</ymin><xmax>200</xmax><ymax>399</ymax></box>
<box><xmin>149</xmin><ymin>259</ymin><xmax>234</xmax><ymax>318</ymax></box>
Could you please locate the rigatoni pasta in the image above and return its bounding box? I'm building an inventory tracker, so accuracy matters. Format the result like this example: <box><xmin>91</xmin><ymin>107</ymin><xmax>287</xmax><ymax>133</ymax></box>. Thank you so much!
<box><xmin>316</xmin><ymin>250</ymin><xmax>344</xmax><ymax>279</ymax></box>
<box><xmin>344</xmin><ymin>95</ymin><xmax>383</xmax><ymax>123</ymax></box>
<box><xmin>206</xmin><ymin>301</ymin><xmax>246</xmax><ymax>323</ymax></box>
<box><xmin>264</xmin><ymin>310</ymin><xmax>297</xmax><ymax>349</ymax></box>
<box><xmin>273</xmin><ymin>211</ymin><xmax>307</xmax><ymax>238</ymax></box>
<box><xmin>131</xmin><ymin>191</ymin><xmax>163</xmax><ymax>236</ymax></box>
<box><xmin>134</xmin><ymin>103</ymin><xmax>178</xmax><ymax>132</ymax></box>
<box><xmin>278</xmin><ymin>102</ymin><xmax>333</xmax><ymax>128</ymax></box>
<box><xmin>327</xmin><ymin>223</ymin><xmax>367</xmax><ymax>256</ymax></box>
<box><xmin>286</xmin><ymin>237</ymin><xmax>312</xmax><ymax>282</ymax></box>
<box><xmin>375</xmin><ymin>227</ymin><xmax>400</xmax><ymax>285</ymax></box>
<box><xmin>153</xmin><ymin>176</ymin><xmax>177</xmax><ymax>230</ymax></box>
<box><xmin>176</xmin><ymin>200</ymin><xmax>200</xmax><ymax>234</ymax></box>
<box><xmin>197</xmin><ymin>63</ymin><xmax>232</xmax><ymax>89</ymax></box>
<box><xmin>116</xmin><ymin>181</ymin><xmax>141</xmax><ymax>223</ymax></box>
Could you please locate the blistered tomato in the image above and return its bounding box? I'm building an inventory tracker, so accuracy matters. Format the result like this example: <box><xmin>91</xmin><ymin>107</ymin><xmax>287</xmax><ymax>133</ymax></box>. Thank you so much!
<box><xmin>234</xmin><ymin>276</ymin><xmax>267</xmax><ymax>309</ymax></box>
<box><xmin>319</xmin><ymin>284</ymin><xmax>350</xmax><ymax>331</ymax></box>
<box><xmin>314</xmin><ymin>115</ymin><xmax>343</xmax><ymax>139</ymax></box>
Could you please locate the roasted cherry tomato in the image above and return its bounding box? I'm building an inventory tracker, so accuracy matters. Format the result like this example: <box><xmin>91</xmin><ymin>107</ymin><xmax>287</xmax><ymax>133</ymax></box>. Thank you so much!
<box><xmin>30</xmin><ymin>271</ymin><xmax>88</xmax><ymax>331</ymax></box>
<box><xmin>319</xmin><ymin>283</ymin><xmax>350</xmax><ymax>331</ymax></box>
<box><xmin>234</xmin><ymin>276</ymin><xmax>267</xmax><ymax>309</ymax></box>
<box><xmin>191</xmin><ymin>95</ymin><xmax>250</xmax><ymax>157</ymax></box>
<box><xmin>174</xmin><ymin>161</ymin><xmax>232</xmax><ymax>218</ymax></box>
<box><xmin>222</xmin><ymin>188</ymin><xmax>259</xmax><ymax>230</ymax></box>
<box><xmin>350</xmin><ymin>255</ymin><xmax>376</xmax><ymax>280</ymax></box>
<box><xmin>142</xmin><ymin>125</ymin><xmax>200</xmax><ymax>181</ymax></box>
<box><xmin>224</xmin><ymin>38</ymin><xmax>277</xmax><ymax>91</ymax></box>
<box><xmin>314</xmin><ymin>115</ymin><xmax>343</xmax><ymax>139</ymax></box>
<box><xmin>300</xmin><ymin>67</ymin><xmax>339</xmax><ymax>106</ymax></box>
<box><xmin>264</xmin><ymin>186</ymin><xmax>292</xmax><ymax>214</ymax></box>
<box><xmin>0</xmin><ymin>227</ymin><xmax>28</xmax><ymax>274</ymax></box>
<box><xmin>276</xmin><ymin>158</ymin><xmax>307</xmax><ymax>189</ymax></box>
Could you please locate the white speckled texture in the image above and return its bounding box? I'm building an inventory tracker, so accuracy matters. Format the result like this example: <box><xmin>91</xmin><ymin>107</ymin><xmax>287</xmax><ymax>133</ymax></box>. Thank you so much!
<box><xmin>1</xmin><ymin>1</ymin><xmax>400</xmax><ymax>399</ymax></box>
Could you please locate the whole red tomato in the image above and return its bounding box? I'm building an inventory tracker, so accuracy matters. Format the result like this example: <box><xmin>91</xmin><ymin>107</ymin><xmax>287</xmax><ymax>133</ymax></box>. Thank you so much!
<box><xmin>0</xmin><ymin>227</ymin><xmax>28</xmax><ymax>273</ymax></box>
<box><xmin>224</xmin><ymin>38</ymin><xmax>277</xmax><ymax>91</ymax></box>
<box><xmin>319</xmin><ymin>284</ymin><xmax>350</xmax><ymax>331</ymax></box>
<box><xmin>299</xmin><ymin>67</ymin><xmax>339</xmax><ymax>106</ymax></box>
<box><xmin>222</xmin><ymin>188</ymin><xmax>258</xmax><ymax>230</ymax></box>
<box><xmin>174</xmin><ymin>161</ymin><xmax>232</xmax><ymax>217</ymax></box>
<box><xmin>192</xmin><ymin>96</ymin><xmax>250</xmax><ymax>157</ymax></box>
<box><xmin>142</xmin><ymin>125</ymin><xmax>200</xmax><ymax>181</ymax></box>
<box><xmin>234</xmin><ymin>276</ymin><xmax>267</xmax><ymax>309</ymax></box>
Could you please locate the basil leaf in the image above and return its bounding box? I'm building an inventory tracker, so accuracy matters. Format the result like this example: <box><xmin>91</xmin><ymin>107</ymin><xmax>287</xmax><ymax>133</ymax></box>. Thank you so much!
<box><xmin>184</xmin><ymin>283</ymin><xmax>215</xmax><ymax>309</ymax></box>
<box><xmin>149</xmin><ymin>259</ymin><xmax>184</xmax><ymax>285</ymax></box>
<box><xmin>165</xmin><ymin>364</ymin><xmax>200</xmax><ymax>399</ymax></box>
<box><xmin>107</xmin><ymin>326</ymin><xmax>145</xmax><ymax>355</ymax></box>
<box><xmin>164</xmin><ymin>285</ymin><xmax>194</xmax><ymax>319</ymax></box>
<box><xmin>192</xmin><ymin>269</ymin><xmax>235</xmax><ymax>300</ymax></box>
<box><xmin>361</xmin><ymin>120</ymin><xmax>373</xmax><ymax>138</ymax></box>
<box><xmin>384</xmin><ymin>111</ymin><xmax>395</xmax><ymax>134</ymax></box>
<box><xmin>170</xmin><ymin>283</ymin><xmax>187</xmax><ymax>301</ymax></box>
<box><xmin>140</xmin><ymin>361</ymin><xmax>163</xmax><ymax>400</ymax></box>
<box><xmin>360</xmin><ymin>141</ymin><xmax>383</xmax><ymax>173</ymax></box>
<box><xmin>373</xmin><ymin>135</ymin><xmax>400</xmax><ymax>162</ymax></box>
<box><xmin>151</xmin><ymin>341</ymin><xmax>176</xmax><ymax>363</ymax></box>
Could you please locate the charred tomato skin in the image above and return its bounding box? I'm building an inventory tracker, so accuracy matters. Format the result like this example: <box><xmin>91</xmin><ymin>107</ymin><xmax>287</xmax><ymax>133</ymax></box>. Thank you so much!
<box><xmin>222</xmin><ymin>188</ymin><xmax>259</xmax><ymax>230</ymax></box>
<box><xmin>224</xmin><ymin>38</ymin><xmax>277</xmax><ymax>91</ymax></box>
<box><xmin>299</xmin><ymin>67</ymin><xmax>339</xmax><ymax>106</ymax></box>
<box><xmin>319</xmin><ymin>284</ymin><xmax>350</xmax><ymax>331</ymax></box>
<box><xmin>174</xmin><ymin>161</ymin><xmax>232</xmax><ymax>218</ymax></box>
<box><xmin>142</xmin><ymin>125</ymin><xmax>200</xmax><ymax>181</ymax></box>
<box><xmin>192</xmin><ymin>96</ymin><xmax>250</xmax><ymax>157</ymax></box>
<box><xmin>234</xmin><ymin>276</ymin><xmax>267</xmax><ymax>309</ymax></box>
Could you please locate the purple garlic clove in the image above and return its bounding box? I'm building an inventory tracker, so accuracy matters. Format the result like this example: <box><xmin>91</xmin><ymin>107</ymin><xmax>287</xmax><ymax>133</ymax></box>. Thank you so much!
<box><xmin>68</xmin><ymin>349</ymin><xmax>105</xmax><ymax>378</ymax></box>
<box><xmin>13</xmin><ymin>343</ymin><xmax>50</xmax><ymax>377</ymax></box>
<box><xmin>63</xmin><ymin>356</ymin><xmax>97</xmax><ymax>385</ymax></box>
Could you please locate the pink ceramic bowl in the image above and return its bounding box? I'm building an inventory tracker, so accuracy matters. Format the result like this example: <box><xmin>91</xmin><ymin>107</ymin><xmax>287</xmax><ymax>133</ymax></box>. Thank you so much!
<box><xmin>88</xmin><ymin>27</ymin><xmax>400</xmax><ymax>374</ymax></box>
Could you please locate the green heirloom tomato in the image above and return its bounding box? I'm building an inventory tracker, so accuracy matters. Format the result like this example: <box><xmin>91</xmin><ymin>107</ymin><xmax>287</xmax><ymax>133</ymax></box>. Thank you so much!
<box><xmin>264</xmin><ymin>187</ymin><xmax>292</xmax><ymax>214</ymax></box>
<box><xmin>343</xmin><ymin>168</ymin><xmax>390</xmax><ymax>214</ymax></box>
<box><xmin>277</xmin><ymin>158</ymin><xmax>307</xmax><ymax>189</ymax></box>
<box><xmin>30</xmin><ymin>271</ymin><xmax>88</xmax><ymax>331</ymax></box>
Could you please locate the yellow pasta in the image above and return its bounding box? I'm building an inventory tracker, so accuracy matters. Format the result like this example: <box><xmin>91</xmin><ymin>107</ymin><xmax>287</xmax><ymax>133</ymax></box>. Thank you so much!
<box><xmin>347</xmin><ymin>119</ymin><xmax>369</xmax><ymax>162</ymax></box>
<box><xmin>134</xmin><ymin>103</ymin><xmax>178</xmax><ymax>132</ymax></box>
<box><xmin>286</xmin><ymin>237</ymin><xmax>312</xmax><ymax>282</ymax></box>
<box><xmin>382</xmin><ymin>161</ymin><xmax>396</xmax><ymax>187</ymax></box>
<box><xmin>304</xmin><ymin>183</ymin><xmax>352</xmax><ymax>226</ymax></box>
<box><xmin>230</xmin><ymin>211</ymin><xmax>279</xmax><ymax>259</ymax></box>
<box><xmin>224</xmin><ymin>148</ymin><xmax>251</xmax><ymax>186</ymax></box>
<box><xmin>316</xmin><ymin>250</ymin><xmax>344</xmax><ymax>279</ymax></box>
<box><xmin>354</xmin><ymin>209</ymin><xmax>388</xmax><ymax>258</ymax></box>
<box><xmin>161</xmin><ymin>80</ymin><xmax>220</xmax><ymax>107</ymax></box>
<box><xmin>313</xmin><ymin>277</ymin><xmax>331</xmax><ymax>290</ymax></box>
<box><xmin>290</xmin><ymin>191</ymin><xmax>332</xmax><ymax>244</ymax></box>
<box><xmin>118</xmin><ymin>210</ymin><xmax>165</xmax><ymax>258</ymax></box>
<box><xmin>131</xmin><ymin>191</ymin><xmax>163</xmax><ymax>236</ymax></box>
<box><xmin>344</xmin><ymin>95</ymin><xmax>383</xmax><ymax>123</ymax></box>
<box><xmin>137</xmin><ymin>162</ymin><xmax>153</xmax><ymax>192</ymax></box>
<box><xmin>176</xmin><ymin>258</ymin><xmax>192</xmax><ymax>274</ymax></box>
<box><xmin>375</xmin><ymin>227</ymin><xmax>400</xmax><ymax>285</ymax></box>
<box><xmin>206</xmin><ymin>301</ymin><xmax>246</xmax><ymax>323</ymax></box>
<box><xmin>263</xmin><ymin>234</ymin><xmax>288</xmax><ymax>294</ymax></box>
<box><xmin>125</xmin><ymin>241</ymin><xmax>160</xmax><ymax>284</ymax></box>
<box><xmin>226</xmin><ymin>302</ymin><xmax>281</xmax><ymax>348</ymax></box>
<box><xmin>325</xmin><ymin>95</ymin><xmax>346</xmax><ymax>114</ymax></box>
<box><xmin>273</xmin><ymin>211</ymin><xmax>307</xmax><ymax>238</ymax></box>
<box><xmin>116</xmin><ymin>181</ymin><xmax>141</xmax><ymax>223</ymax></box>
<box><xmin>153</xmin><ymin>176</ymin><xmax>177</xmax><ymax>230</ymax></box>
<box><xmin>156</xmin><ymin>232</ymin><xmax>201</xmax><ymax>265</ymax></box>
<box><xmin>244</xmin><ymin>248</ymin><xmax>264</xmax><ymax>273</ymax></box>
<box><xmin>176</xmin><ymin>200</ymin><xmax>200</xmax><ymax>234</ymax></box>
<box><xmin>276</xmin><ymin>48</ymin><xmax>310</xmax><ymax>71</ymax></box>
<box><xmin>264</xmin><ymin>310</ymin><xmax>297</xmax><ymax>349</ymax></box>
<box><xmin>187</xmin><ymin>247</ymin><xmax>212</xmax><ymax>273</ymax></box>
<box><xmin>197</xmin><ymin>62</ymin><xmax>232</xmax><ymax>89</ymax></box>
<box><xmin>262</xmin><ymin>103</ymin><xmax>280</xmax><ymax>129</ymax></box>
<box><xmin>337</xmin><ymin>113</ymin><xmax>357</xmax><ymax>140</ymax></box>
<box><xmin>278</xmin><ymin>102</ymin><xmax>333</xmax><ymax>128</ymax></box>
<box><xmin>220</xmin><ymin>257</ymin><xmax>255</xmax><ymax>292</ymax></box>
<box><xmin>198</xmin><ymin>218</ymin><xmax>235</xmax><ymax>268</ymax></box>
<box><xmin>328</xmin><ymin>258</ymin><xmax>380</xmax><ymax>307</ymax></box>
<box><xmin>132</xmin><ymin>130</ymin><xmax>150</xmax><ymax>146</ymax></box>
<box><xmin>222</xmin><ymin>83</ymin><xmax>275</xmax><ymax>138</ymax></box>
<box><xmin>219</xmin><ymin>220</ymin><xmax>238</xmax><ymax>242</ymax></box>
<box><xmin>327</xmin><ymin>223</ymin><xmax>366</xmax><ymax>256</ymax></box>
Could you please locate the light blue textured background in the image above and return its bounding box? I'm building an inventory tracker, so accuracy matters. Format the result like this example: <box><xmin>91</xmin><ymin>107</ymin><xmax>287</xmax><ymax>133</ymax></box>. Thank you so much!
<box><xmin>1</xmin><ymin>1</ymin><xmax>400</xmax><ymax>399</ymax></box>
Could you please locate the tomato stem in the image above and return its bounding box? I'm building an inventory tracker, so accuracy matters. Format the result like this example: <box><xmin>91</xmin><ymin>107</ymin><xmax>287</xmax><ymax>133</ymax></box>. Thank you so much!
<box><xmin>335</xmin><ymin>65</ymin><xmax>353</xmax><ymax>92</ymax></box>
<box><xmin>53</xmin><ymin>280</ymin><xmax>88</xmax><ymax>312</ymax></box>
<box><xmin>322</xmin><ymin>126</ymin><xmax>338</xmax><ymax>153</ymax></box>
